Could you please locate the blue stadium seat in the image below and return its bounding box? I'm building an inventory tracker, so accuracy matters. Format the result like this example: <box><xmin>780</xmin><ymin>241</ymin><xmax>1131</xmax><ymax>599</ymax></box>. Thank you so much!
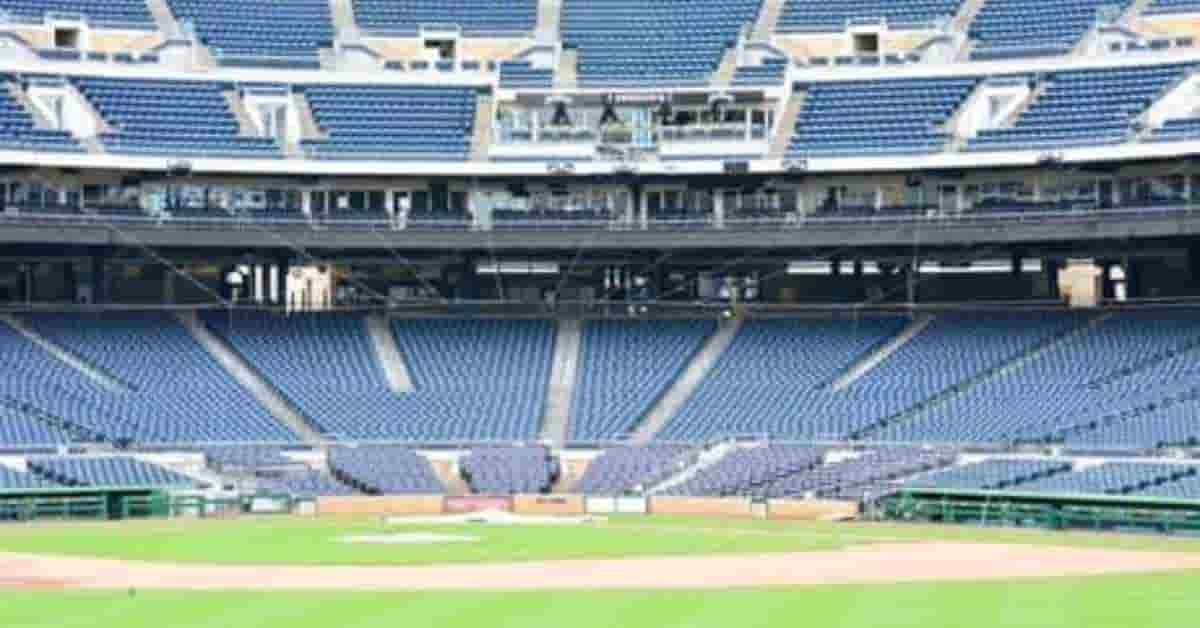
<box><xmin>561</xmin><ymin>0</ymin><xmax>763</xmax><ymax>86</ymax></box>
<box><xmin>353</xmin><ymin>0</ymin><xmax>537</xmax><ymax>36</ymax></box>
<box><xmin>73</xmin><ymin>77</ymin><xmax>283</xmax><ymax>157</ymax></box>
<box><xmin>204</xmin><ymin>313</ymin><xmax>553</xmax><ymax>442</ymax></box>
<box><xmin>299</xmin><ymin>84</ymin><xmax>477</xmax><ymax>160</ymax></box>
<box><xmin>167</xmin><ymin>0</ymin><xmax>333</xmax><ymax>67</ymax></box>
<box><xmin>570</xmin><ymin>319</ymin><xmax>716</xmax><ymax>442</ymax></box>
<box><xmin>0</xmin><ymin>0</ymin><xmax>154</xmax><ymax>28</ymax></box>
<box><xmin>776</xmin><ymin>0</ymin><xmax>962</xmax><ymax>32</ymax></box>
<box><xmin>970</xmin><ymin>65</ymin><xmax>1191</xmax><ymax>150</ymax></box>
<box><xmin>787</xmin><ymin>76</ymin><xmax>979</xmax><ymax>157</ymax></box>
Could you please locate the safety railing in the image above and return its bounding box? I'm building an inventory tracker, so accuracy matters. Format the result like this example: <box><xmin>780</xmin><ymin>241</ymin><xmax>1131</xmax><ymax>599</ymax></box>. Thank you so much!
<box><xmin>1</xmin><ymin>202</ymin><xmax>1198</xmax><ymax>233</ymax></box>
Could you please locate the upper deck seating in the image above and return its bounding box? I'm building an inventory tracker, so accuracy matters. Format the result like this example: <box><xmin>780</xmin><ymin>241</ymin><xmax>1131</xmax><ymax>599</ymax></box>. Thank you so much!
<box><xmin>353</xmin><ymin>0</ymin><xmax>537</xmax><ymax>36</ymax></box>
<box><xmin>166</xmin><ymin>0</ymin><xmax>334</xmax><ymax>68</ymax></box>
<box><xmin>787</xmin><ymin>77</ymin><xmax>979</xmax><ymax>156</ymax></box>
<box><xmin>970</xmin><ymin>65</ymin><xmax>1190</xmax><ymax>150</ymax></box>
<box><xmin>299</xmin><ymin>84</ymin><xmax>477</xmax><ymax>160</ymax></box>
<box><xmin>968</xmin><ymin>0</ymin><xmax>1134</xmax><ymax>59</ymax></box>
<box><xmin>73</xmin><ymin>77</ymin><xmax>283</xmax><ymax>157</ymax></box>
<box><xmin>561</xmin><ymin>0</ymin><xmax>763</xmax><ymax>86</ymax></box>
<box><xmin>0</xmin><ymin>0</ymin><xmax>154</xmax><ymax>28</ymax></box>
<box><xmin>776</xmin><ymin>0</ymin><xmax>963</xmax><ymax>33</ymax></box>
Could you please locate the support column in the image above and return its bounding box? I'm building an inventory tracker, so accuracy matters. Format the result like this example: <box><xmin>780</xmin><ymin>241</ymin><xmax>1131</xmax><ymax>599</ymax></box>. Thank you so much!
<box><xmin>163</xmin><ymin>265</ymin><xmax>176</xmax><ymax>304</ymax></box>
<box><xmin>714</xmin><ymin>189</ymin><xmax>725</xmax><ymax>229</ymax></box>
<box><xmin>91</xmin><ymin>253</ymin><xmax>109</xmax><ymax>304</ymax></box>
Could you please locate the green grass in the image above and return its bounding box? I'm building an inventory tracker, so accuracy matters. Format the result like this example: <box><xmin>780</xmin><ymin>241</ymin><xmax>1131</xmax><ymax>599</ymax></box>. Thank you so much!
<box><xmin>0</xmin><ymin>515</ymin><xmax>856</xmax><ymax>565</ymax></box>
<box><xmin>1</xmin><ymin>515</ymin><xmax>1199</xmax><ymax>565</ymax></box>
<box><xmin>3</xmin><ymin>571</ymin><xmax>1199</xmax><ymax>628</ymax></box>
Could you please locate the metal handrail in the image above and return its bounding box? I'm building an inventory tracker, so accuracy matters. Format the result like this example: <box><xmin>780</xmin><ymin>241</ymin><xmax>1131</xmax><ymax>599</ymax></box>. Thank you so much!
<box><xmin>0</xmin><ymin>202</ymin><xmax>1196</xmax><ymax>232</ymax></box>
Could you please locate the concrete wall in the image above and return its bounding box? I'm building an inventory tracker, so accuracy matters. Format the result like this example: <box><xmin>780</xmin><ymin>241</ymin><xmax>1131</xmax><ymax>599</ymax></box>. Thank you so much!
<box><xmin>768</xmin><ymin>499</ymin><xmax>859</xmax><ymax>520</ymax></box>
<box><xmin>316</xmin><ymin>495</ymin><xmax>444</xmax><ymax>515</ymax></box>
<box><xmin>650</xmin><ymin>496</ymin><xmax>756</xmax><ymax>518</ymax></box>
<box><xmin>514</xmin><ymin>494</ymin><xmax>585</xmax><ymax>515</ymax></box>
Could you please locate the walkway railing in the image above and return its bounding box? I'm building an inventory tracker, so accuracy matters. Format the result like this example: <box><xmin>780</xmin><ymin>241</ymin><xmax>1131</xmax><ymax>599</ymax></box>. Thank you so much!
<box><xmin>1</xmin><ymin>203</ymin><xmax>1197</xmax><ymax>233</ymax></box>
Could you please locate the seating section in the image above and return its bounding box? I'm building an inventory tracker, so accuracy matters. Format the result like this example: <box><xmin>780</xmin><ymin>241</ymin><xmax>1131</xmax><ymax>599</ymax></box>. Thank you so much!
<box><xmin>74</xmin><ymin>77</ymin><xmax>282</xmax><ymax>157</ymax></box>
<box><xmin>353</xmin><ymin>0</ymin><xmax>538</xmax><ymax>36</ymax></box>
<box><xmin>8</xmin><ymin>312</ymin><xmax>1200</xmax><ymax>460</ymax></box>
<box><xmin>663</xmin><ymin>314</ymin><xmax>1084</xmax><ymax>442</ymax></box>
<box><xmin>763</xmin><ymin>447</ymin><xmax>953</xmax><ymax>499</ymax></box>
<box><xmin>776</xmin><ymin>0</ymin><xmax>963</xmax><ymax>32</ymax></box>
<box><xmin>971</xmin><ymin>65</ymin><xmax>1189</xmax><ymax>150</ymax></box>
<box><xmin>328</xmin><ymin>446</ymin><xmax>444</xmax><ymax>494</ymax></box>
<box><xmin>0</xmin><ymin>0</ymin><xmax>154</xmax><ymax>28</ymax></box>
<box><xmin>731</xmin><ymin>57</ymin><xmax>789</xmax><ymax>86</ymax></box>
<box><xmin>166</xmin><ymin>0</ymin><xmax>334</xmax><ymax>67</ymax></box>
<box><xmin>1137</xmin><ymin>474</ymin><xmax>1200</xmax><ymax>500</ymax></box>
<box><xmin>0</xmin><ymin>405</ymin><xmax>73</xmax><ymax>449</ymax></box>
<box><xmin>257</xmin><ymin>469</ymin><xmax>357</xmax><ymax>496</ymax></box>
<box><xmin>300</xmin><ymin>85</ymin><xmax>476</xmax><ymax>160</ymax></box>
<box><xmin>461</xmin><ymin>447</ymin><xmax>556</xmax><ymax>494</ymax></box>
<box><xmin>879</xmin><ymin>311</ymin><xmax>1200</xmax><ymax>446</ymax></box>
<box><xmin>561</xmin><ymin>0</ymin><xmax>763</xmax><ymax>86</ymax></box>
<box><xmin>0</xmin><ymin>314</ymin><xmax>295</xmax><ymax>445</ymax></box>
<box><xmin>1152</xmin><ymin>116</ymin><xmax>1200</xmax><ymax>142</ymax></box>
<box><xmin>664</xmin><ymin>445</ymin><xmax>825</xmax><ymax>496</ymax></box>
<box><xmin>27</xmin><ymin>456</ymin><xmax>195</xmax><ymax>487</ymax></box>
<box><xmin>0</xmin><ymin>465</ymin><xmax>58</xmax><ymax>490</ymax></box>
<box><xmin>0</xmin><ymin>78</ymin><xmax>83</xmax><ymax>153</ymax></box>
<box><xmin>499</xmin><ymin>61</ymin><xmax>554</xmax><ymax>89</ymax></box>
<box><xmin>1144</xmin><ymin>0</ymin><xmax>1200</xmax><ymax>14</ymax></box>
<box><xmin>204</xmin><ymin>445</ymin><xmax>303</xmax><ymax>470</ymax></box>
<box><xmin>907</xmin><ymin>459</ymin><xmax>1073</xmax><ymax>490</ymax></box>
<box><xmin>788</xmin><ymin>77</ymin><xmax>978</xmax><ymax>156</ymax></box>
<box><xmin>570</xmin><ymin>319</ymin><xmax>716</xmax><ymax>441</ymax></box>
<box><xmin>1017</xmin><ymin>462</ymin><xmax>1196</xmax><ymax>495</ymax></box>
<box><xmin>205</xmin><ymin>313</ymin><xmax>552</xmax><ymax>441</ymax></box>
<box><xmin>968</xmin><ymin>0</ymin><xmax>1132</xmax><ymax>59</ymax></box>
<box><xmin>572</xmin><ymin>445</ymin><xmax>690</xmax><ymax>494</ymax></box>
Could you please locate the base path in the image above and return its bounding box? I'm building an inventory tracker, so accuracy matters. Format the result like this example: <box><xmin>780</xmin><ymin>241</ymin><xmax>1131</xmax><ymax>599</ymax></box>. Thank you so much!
<box><xmin>4</xmin><ymin>542</ymin><xmax>1199</xmax><ymax>591</ymax></box>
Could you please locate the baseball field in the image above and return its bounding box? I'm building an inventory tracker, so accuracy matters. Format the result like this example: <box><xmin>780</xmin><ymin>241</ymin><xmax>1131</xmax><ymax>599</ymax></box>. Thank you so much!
<box><xmin>1</xmin><ymin>515</ymin><xmax>1198</xmax><ymax>627</ymax></box>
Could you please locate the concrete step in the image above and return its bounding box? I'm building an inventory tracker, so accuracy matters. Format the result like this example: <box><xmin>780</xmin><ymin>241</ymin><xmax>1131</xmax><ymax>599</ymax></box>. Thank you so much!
<box><xmin>712</xmin><ymin>47</ymin><xmax>739</xmax><ymax>86</ymax></box>
<box><xmin>952</xmin><ymin>0</ymin><xmax>988</xmax><ymax>33</ymax></box>
<box><xmin>291</xmin><ymin>90</ymin><xmax>327</xmax><ymax>140</ymax></box>
<box><xmin>425</xmin><ymin>455</ymin><xmax>472</xmax><ymax>495</ymax></box>
<box><xmin>175</xmin><ymin>311</ymin><xmax>324</xmax><ymax>443</ymax></box>
<box><xmin>770</xmin><ymin>89</ymin><xmax>806</xmax><ymax>159</ymax></box>
<box><xmin>631</xmin><ymin>318</ymin><xmax>744</xmax><ymax>443</ymax></box>
<box><xmin>224</xmin><ymin>90</ymin><xmax>260</xmax><ymax>137</ymax></box>
<box><xmin>649</xmin><ymin>441</ymin><xmax>742</xmax><ymax>494</ymax></box>
<box><xmin>7</xmin><ymin>82</ymin><xmax>51</xmax><ymax>129</ymax></box>
<box><xmin>853</xmin><ymin>314</ymin><xmax>1110</xmax><ymax>440</ymax></box>
<box><xmin>540</xmin><ymin>318</ymin><xmax>583</xmax><ymax>444</ymax></box>
<box><xmin>555</xmin><ymin>48</ymin><xmax>578</xmax><ymax>89</ymax></box>
<box><xmin>832</xmin><ymin>315</ymin><xmax>934</xmax><ymax>391</ymax></box>
<box><xmin>536</xmin><ymin>0</ymin><xmax>562</xmax><ymax>41</ymax></box>
<box><xmin>752</xmin><ymin>0</ymin><xmax>786</xmax><ymax>40</ymax></box>
<box><xmin>0</xmin><ymin>314</ymin><xmax>129</xmax><ymax>393</ymax></box>
<box><xmin>329</xmin><ymin>0</ymin><xmax>362</xmax><ymax>43</ymax></box>
<box><xmin>366</xmin><ymin>314</ymin><xmax>414</xmax><ymax>393</ymax></box>
<box><xmin>470</xmin><ymin>93</ymin><xmax>494</xmax><ymax>162</ymax></box>
<box><xmin>145</xmin><ymin>0</ymin><xmax>184</xmax><ymax>38</ymax></box>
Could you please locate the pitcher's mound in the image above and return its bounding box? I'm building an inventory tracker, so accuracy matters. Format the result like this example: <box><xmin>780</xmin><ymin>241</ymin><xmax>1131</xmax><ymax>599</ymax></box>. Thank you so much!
<box><xmin>338</xmin><ymin>533</ymin><xmax>480</xmax><ymax>545</ymax></box>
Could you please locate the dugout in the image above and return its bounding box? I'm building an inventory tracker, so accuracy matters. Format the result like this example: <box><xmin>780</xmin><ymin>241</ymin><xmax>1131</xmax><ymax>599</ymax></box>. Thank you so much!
<box><xmin>0</xmin><ymin>486</ymin><xmax>172</xmax><ymax>522</ymax></box>
<box><xmin>881</xmin><ymin>488</ymin><xmax>1200</xmax><ymax>535</ymax></box>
